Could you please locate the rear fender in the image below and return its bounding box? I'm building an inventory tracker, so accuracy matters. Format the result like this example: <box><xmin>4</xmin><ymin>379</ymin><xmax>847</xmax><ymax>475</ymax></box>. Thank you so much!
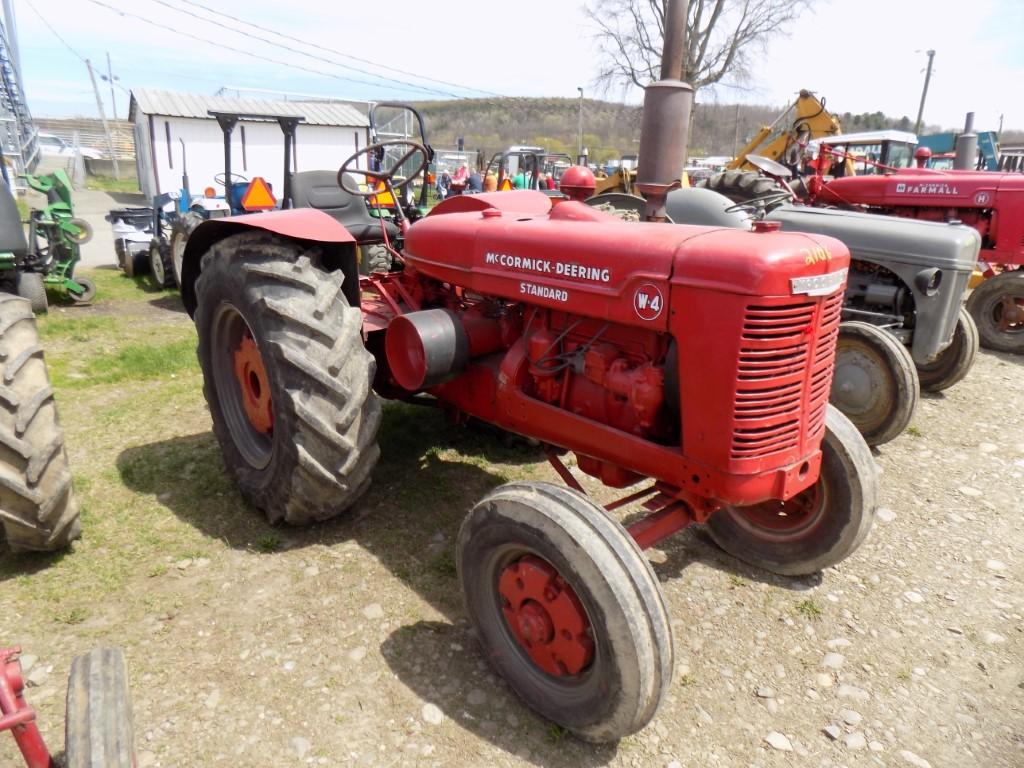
<box><xmin>180</xmin><ymin>208</ymin><xmax>358</xmax><ymax>317</ymax></box>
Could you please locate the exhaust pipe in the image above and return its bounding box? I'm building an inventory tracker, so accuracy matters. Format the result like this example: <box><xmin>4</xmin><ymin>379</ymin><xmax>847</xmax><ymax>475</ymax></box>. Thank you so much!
<box><xmin>636</xmin><ymin>0</ymin><xmax>694</xmax><ymax>222</ymax></box>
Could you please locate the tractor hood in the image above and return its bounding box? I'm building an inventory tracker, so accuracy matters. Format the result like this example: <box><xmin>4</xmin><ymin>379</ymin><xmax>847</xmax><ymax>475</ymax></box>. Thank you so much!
<box><xmin>816</xmin><ymin>169</ymin><xmax>1023</xmax><ymax>209</ymax></box>
<box><xmin>765</xmin><ymin>204</ymin><xmax>980</xmax><ymax>273</ymax></box>
<box><xmin>404</xmin><ymin>194</ymin><xmax>850</xmax><ymax>332</ymax></box>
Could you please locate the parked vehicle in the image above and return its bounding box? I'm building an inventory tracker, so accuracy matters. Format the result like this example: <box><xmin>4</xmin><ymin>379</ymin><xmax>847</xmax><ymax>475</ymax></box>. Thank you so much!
<box><xmin>176</xmin><ymin>6</ymin><xmax>877</xmax><ymax>741</ymax></box>
<box><xmin>36</xmin><ymin>132</ymin><xmax>102</xmax><ymax>161</ymax></box>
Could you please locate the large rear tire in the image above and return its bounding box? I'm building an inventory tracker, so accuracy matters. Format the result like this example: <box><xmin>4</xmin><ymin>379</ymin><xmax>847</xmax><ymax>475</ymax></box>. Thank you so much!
<box><xmin>830</xmin><ymin>321</ymin><xmax>919</xmax><ymax>446</ymax></box>
<box><xmin>0</xmin><ymin>294</ymin><xmax>80</xmax><ymax>551</ymax></box>
<box><xmin>64</xmin><ymin>647</ymin><xmax>134</xmax><ymax>768</ymax></box>
<box><xmin>701</xmin><ymin>169</ymin><xmax>781</xmax><ymax>204</ymax></box>
<box><xmin>966</xmin><ymin>271</ymin><xmax>1024</xmax><ymax>354</ymax></box>
<box><xmin>916</xmin><ymin>307</ymin><xmax>979</xmax><ymax>392</ymax></box>
<box><xmin>707</xmin><ymin>405</ymin><xmax>877</xmax><ymax>576</ymax></box>
<box><xmin>195</xmin><ymin>231</ymin><xmax>381</xmax><ymax>524</ymax></box>
<box><xmin>458</xmin><ymin>481</ymin><xmax>673</xmax><ymax>742</ymax></box>
<box><xmin>171</xmin><ymin>212</ymin><xmax>204</xmax><ymax>288</ymax></box>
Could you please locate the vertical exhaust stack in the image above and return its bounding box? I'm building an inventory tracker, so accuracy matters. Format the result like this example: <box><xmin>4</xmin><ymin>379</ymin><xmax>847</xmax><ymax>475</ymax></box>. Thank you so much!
<box><xmin>636</xmin><ymin>0</ymin><xmax>694</xmax><ymax>222</ymax></box>
<box><xmin>954</xmin><ymin>112</ymin><xmax>978</xmax><ymax>171</ymax></box>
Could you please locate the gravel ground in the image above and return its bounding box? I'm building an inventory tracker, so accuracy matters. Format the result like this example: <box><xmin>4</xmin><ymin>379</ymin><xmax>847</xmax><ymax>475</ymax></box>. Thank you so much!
<box><xmin>1</xmin><ymin>302</ymin><xmax>1021</xmax><ymax>767</ymax></box>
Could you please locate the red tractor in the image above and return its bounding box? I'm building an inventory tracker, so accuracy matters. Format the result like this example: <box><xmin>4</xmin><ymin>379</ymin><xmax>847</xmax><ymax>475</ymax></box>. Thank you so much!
<box><xmin>178</xmin><ymin>5</ymin><xmax>877</xmax><ymax>741</ymax></box>
<box><xmin>798</xmin><ymin>154</ymin><xmax>1024</xmax><ymax>354</ymax></box>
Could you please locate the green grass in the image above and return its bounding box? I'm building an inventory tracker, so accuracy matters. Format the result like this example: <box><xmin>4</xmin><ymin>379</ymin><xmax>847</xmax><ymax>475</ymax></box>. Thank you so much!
<box><xmin>795</xmin><ymin>598</ymin><xmax>824</xmax><ymax>620</ymax></box>
<box><xmin>906</xmin><ymin>425</ymin><xmax>923</xmax><ymax>438</ymax></box>
<box><xmin>48</xmin><ymin>336</ymin><xmax>198</xmax><ymax>389</ymax></box>
<box><xmin>85</xmin><ymin>174</ymin><xmax>141</xmax><ymax>194</ymax></box>
<box><xmin>15</xmin><ymin>196</ymin><xmax>29</xmax><ymax>219</ymax></box>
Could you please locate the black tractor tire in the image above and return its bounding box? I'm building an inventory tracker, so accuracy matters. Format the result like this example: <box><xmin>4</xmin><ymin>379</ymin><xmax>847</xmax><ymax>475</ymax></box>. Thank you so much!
<box><xmin>148</xmin><ymin>239</ymin><xmax>175</xmax><ymax>290</ymax></box>
<box><xmin>123</xmin><ymin>245</ymin><xmax>150</xmax><ymax>278</ymax></box>
<box><xmin>171</xmin><ymin>212</ymin><xmax>204</xmax><ymax>288</ymax></box>
<box><xmin>68</xmin><ymin>217</ymin><xmax>94</xmax><ymax>245</ymax></box>
<box><xmin>707</xmin><ymin>405</ymin><xmax>877</xmax><ymax>576</ymax></box>
<box><xmin>0</xmin><ymin>294</ymin><xmax>81</xmax><ymax>551</ymax></box>
<box><xmin>701</xmin><ymin>169</ymin><xmax>781</xmax><ymax>204</ymax></box>
<box><xmin>458</xmin><ymin>481</ymin><xmax>673</xmax><ymax>743</ymax></box>
<box><xmin>195</xmin><ymin>231</ymin><xmax>381</xmax><ymax>524</ymax></box>
<box><xmin>829</xmin><ymin>321</ymin><xmax>919</xmax><ymax>446</ymax></box>
<box><xmin>358</xmin><ymin>244</ymin><xmax>393</xmax><ymax>276</ymax></box>
<box><xmin>916</xmin><ymin>307</ymin><xmax>979</xmax><ymax>392</ymax></box>
<box><xmin>966</xmin><ymin>271</ymin><xmax>1024</xmax><ymax>354</ymax></box>
<box><xmin>15</xmin><ymin>271</ymin><xmax>47</xmax><ymax>314</ymax></box>
<box><xmin>65</xmin><ymin>647</ymin><xmax>134</xmax><ymax>768</ymax></box>
<box><xmin>69</xmin><ymin>276</ymin><xmax>96</xmax><ymax>304</ymax></box>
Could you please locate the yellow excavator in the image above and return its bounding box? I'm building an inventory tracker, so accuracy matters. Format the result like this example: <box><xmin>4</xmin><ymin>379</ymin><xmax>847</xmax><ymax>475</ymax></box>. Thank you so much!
<box><xmin>726</xmin><ymin>89</ymin><xmax>842</xmax><ymax>171</ymax></box>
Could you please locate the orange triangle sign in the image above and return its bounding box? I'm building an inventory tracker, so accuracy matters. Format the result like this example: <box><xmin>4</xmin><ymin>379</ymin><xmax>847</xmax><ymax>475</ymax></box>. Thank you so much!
<box><xmin>240</xmin><ymin>177</ymin><xmax>277</xmax><ymax>211</ymax></box>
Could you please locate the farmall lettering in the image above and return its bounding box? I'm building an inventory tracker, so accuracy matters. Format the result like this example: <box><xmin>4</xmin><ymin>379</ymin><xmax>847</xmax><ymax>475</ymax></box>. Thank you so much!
<box><xmin>633</xmin><ymin>283</ymin><xmax>665</xmax><ymax>321</ymax></box>
<box><xmin>894</xmin><ymin>181</ymin><xmax>961</xmax><ymax>196</ymax></box>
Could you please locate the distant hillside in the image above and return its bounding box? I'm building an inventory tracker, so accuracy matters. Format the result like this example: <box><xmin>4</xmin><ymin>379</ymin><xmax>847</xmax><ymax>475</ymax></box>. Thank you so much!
<box><xmin>414</xmin><ymin>97</ymin><xmax>1024</xmax><ymax>162</ymax></box>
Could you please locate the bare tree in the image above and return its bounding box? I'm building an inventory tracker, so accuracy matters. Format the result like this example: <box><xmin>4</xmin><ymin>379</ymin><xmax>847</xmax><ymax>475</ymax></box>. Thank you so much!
<box><xmin>586</xmin><ymin>0</ymin><xmax>810</xmax><ymax>95</ymax></box>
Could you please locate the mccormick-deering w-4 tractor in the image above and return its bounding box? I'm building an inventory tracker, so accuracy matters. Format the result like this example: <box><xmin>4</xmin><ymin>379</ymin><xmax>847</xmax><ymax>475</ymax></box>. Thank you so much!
<box><xmin>179</xmin><ymin>1</ymin><xmax>877</xmax><ymax>741</ymax></box>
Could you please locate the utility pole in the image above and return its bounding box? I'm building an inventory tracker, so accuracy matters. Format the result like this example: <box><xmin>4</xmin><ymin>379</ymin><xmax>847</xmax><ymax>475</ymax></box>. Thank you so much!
<box><xmin>85</xmin><ymin>59</ymin><xmax>120</xmax><ymax>179</ymax></box>
<box><xmin>577</xmin><ymin>86</ymin><xmax>584</xmax><ymax>162</ymax></box>
<box><xmin>913</xmin><ymin>49</ymin><xmax>935</xmax><ymax>135</ymax></box>
<box><xmin>105</xmin><ymin>52</ymin><xmax>117</xmax><ymax>119</ymax></box>
<box><xmin>732</xmin><ymin>102</ymin><xmax>741</xmax><ymax>157</ymax></box>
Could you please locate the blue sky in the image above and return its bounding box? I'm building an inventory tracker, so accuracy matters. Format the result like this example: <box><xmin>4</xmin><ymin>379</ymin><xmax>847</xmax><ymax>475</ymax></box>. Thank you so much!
<box><xmin>11</xmin><ymin>0</ymin><xmax>1024</xmax><ymax>132</ymax></box>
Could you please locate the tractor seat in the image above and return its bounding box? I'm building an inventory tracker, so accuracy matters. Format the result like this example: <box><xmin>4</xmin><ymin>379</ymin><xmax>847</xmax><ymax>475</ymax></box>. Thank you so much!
<box><xmin>290</xmin><ymin>170</ymin><xmax>399</xmax><ymax>244</ymax></box>
<box><xmin>0</xmin><ymin>181</ymin><xmax>28</xmax><ymax>256</ymax></box>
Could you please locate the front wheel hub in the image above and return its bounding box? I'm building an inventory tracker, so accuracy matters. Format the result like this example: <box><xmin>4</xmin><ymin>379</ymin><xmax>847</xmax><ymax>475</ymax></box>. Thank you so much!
<box><xmin>498</xmin><ymin>554</ymin><xmax>594</xmax><ymax>677</ymax></box>
<box><xmin>233</xmin><ymin>330</ymin><xmax>273</xmax><ymax>434</ymax></box>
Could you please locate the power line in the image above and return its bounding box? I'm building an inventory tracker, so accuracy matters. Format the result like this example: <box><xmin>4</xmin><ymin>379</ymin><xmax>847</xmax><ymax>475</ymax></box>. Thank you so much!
<box><xmin>144</xmin><ymin>0</ymin><xmax>468</xmax><ymax>99</ymax></box>
<box><xmin>171</xmin><ymin>0</ymin><xmax>501</xmax><ymax>98</ymax></box>
<box><xmin>82</xmin><ymin>0</ymin><xmax>463</xmax><ymax>98</ymax></box>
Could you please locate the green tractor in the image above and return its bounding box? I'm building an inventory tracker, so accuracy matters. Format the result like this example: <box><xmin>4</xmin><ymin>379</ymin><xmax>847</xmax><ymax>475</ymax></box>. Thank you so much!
<box><xmin>9</xmin><ymin>170</ymin><xmax>96</xmax><ymax>312</ymax></box>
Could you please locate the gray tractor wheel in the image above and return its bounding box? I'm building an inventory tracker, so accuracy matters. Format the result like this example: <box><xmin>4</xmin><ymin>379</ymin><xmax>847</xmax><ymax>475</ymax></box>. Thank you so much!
<box><xmin>916</xmin><ymin>307</ymin><xmax>979</xmax><ymax>392</ymax></box>
<box><xmin>65</xmin><ymin>647</ymin><xmax>134</xmax><ymax>767</ymax></box>
<box><xmin>830</xmin><ymin>321</ymin><xmax>919</xmax><ymax>446</ymax></box>
<box><xmin>966</xmin><ymin>271</ymin><xmax>1024</xmax><ymax>354</ymax></box>
<box><xmin>701</xmin><ymin>169</ymin><xmax>781</xmax><ymax>204</ymax></box>
<box><xmin>171</xmin><ymin>212</ymin><xmax>204</xmax><ymax>289</ymax></box>
<box><xmin>458</xmin><ymin>481</ymin><xmax>673</xmax><ymax>742</ymax></box>
<box><xmin>195</xmin><ymin>231</ymin><xmax>381</xmax><ymax>524</ymax></box>
<box><xmin>148</xmin><ymin>239</ymin><xmax>175</xmax><ymax>290</ymax></box>
<box><xmin>707</xmin><ymin>405</ymin><xmax>877</xmax><ymax>576</ymax></box>
<box><xmin>15</xmin><ymin>271</ymin><xmax>47</xmax><ymax>314</ymax></box>
<box><xmin>358</xmin><ymin>244</ymin><xmax>393</xmax><ymax>276</ymax></box>
<box><xmin>0</xmin><ymin>294</ymin><xmax>81</xmax><ymax>551</ymax></box>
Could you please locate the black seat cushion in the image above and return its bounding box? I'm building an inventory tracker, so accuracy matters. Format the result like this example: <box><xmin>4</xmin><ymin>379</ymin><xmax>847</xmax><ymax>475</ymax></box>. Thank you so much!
<box><xmin>290</xmin><ymin>171</ymin><xmax>399</xmax><ymax>243</ymax></box>
<box><xmin>0</xmin><ymin>181</ymin><xmax>28</xmax><ymax>255</ymax></box>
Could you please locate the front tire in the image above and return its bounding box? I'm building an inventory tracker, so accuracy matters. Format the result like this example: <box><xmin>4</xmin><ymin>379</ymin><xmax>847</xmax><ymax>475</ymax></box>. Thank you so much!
<box><xmin>15</xmin><ymin>271</ymin><xmax>47</xmax><ymax>314</ymax></box>
<box><xmin>171</xmin><ymin>212</ymin><xmax>204</xmax><ymax>288</ymax></box>
<box><xmin>966</xmin><ymin>271</ymin><xmax>1024</xmax><ymax>353</ymax></box>
<box><xmin>458</xmin><ymin>481</ymin><xmax>673</xmax><ymax>742</ymax></box>
<box><xmin>64</xmin><ymin>647</ymin><xmax>134</xmax><ymax>767</ymax></box>
<box><xmin>69</xmin><ymin>276</ymin><xmax>96</xmax><ymax>304</ymax></box>
<box><xmin>916</xmin><ymin>307</ymin><xmax>978</xmax><ymax>392</ymax></box>
<box><xmin>0</xmin><ymin>294</ymin><xmax>81</xmax><ymax>551</ymax></box>
<box><xmin>195</xmin><ymin>232</ymin><xmax>381</xmax><ymax>524</ymax></box>
<box><xmin>707</xmin><ymin>405</ymin><xmax>877</xmax><ymax>576</ymax></box>
<box><xmin>830</xmin><ymin>321</ymin><xmax>919</xmax><ymax>446</ymax></box>
<box><xmin>148</xmin><ymin>240</ymin><xmax>174</xmax><ymax>289</ymax></box>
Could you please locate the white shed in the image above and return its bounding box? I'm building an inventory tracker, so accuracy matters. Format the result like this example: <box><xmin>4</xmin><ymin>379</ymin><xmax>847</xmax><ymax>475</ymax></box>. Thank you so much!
<box><xmin>128</xmin><ymin>88</ymin><xmax>369</xmax><ymax>202</ymax></box>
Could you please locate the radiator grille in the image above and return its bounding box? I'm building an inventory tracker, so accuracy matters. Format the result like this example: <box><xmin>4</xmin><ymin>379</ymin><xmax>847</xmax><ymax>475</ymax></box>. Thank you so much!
<box><xmin>731</xmin><ymin>293</ymin><xmax>843</xmax><ymax>460</ymax></box>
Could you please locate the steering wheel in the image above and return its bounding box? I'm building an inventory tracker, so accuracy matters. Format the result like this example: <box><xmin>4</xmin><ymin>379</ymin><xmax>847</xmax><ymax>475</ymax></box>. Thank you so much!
<box><xmin>214</xmin><ymin>172</ymin><xmax>248</xmax><ymax>187</ymax></box>
<box><xmin>337</xmin><ymin>139</ymin><xmax>429</xmax><ymax>198</ymax></box>
<box><xmin>746</xmin><ymin>154</ymin><xmax>793</xmax><ymax>179</ymax></box>
<box><xmin>724</xmin><ymin>190</ymin><xmax>793</xmax><ymax>213</ymax></box>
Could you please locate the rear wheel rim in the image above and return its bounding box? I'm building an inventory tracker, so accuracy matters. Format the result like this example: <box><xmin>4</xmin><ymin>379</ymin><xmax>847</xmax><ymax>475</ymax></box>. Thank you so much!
<box><xmin>994</xmin><ymin>294</ymin><xmax>1024</xmax><ymax>333</ymax></box>
<box><xmin>498</xmin><ymin>554</ymin><xmax>595</xmax><ymax>677</ymax></box>
<box><xmin>211</xmin><ymin>302</ymin><xmax>273</xmax><ymax>469</ymax></box>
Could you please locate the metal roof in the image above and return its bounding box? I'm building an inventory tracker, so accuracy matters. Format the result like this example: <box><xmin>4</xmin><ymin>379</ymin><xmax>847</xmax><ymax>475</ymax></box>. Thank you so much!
<box><xmin>129</xmin><ymin>88</ymin><xmax>368</xmax><ymax>128</ymax></box>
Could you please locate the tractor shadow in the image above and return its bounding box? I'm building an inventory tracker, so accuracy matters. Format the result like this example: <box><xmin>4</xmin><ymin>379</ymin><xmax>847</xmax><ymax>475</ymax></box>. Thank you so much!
<box><xmin>148</xmin><ymin>294</ymin><xmax>187</xmax><ymax>313</ymax></box>
<box><xmin>114</xmin><ymin>403</ymin><xmax>626</xmax><ymax>764</ymax></box>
